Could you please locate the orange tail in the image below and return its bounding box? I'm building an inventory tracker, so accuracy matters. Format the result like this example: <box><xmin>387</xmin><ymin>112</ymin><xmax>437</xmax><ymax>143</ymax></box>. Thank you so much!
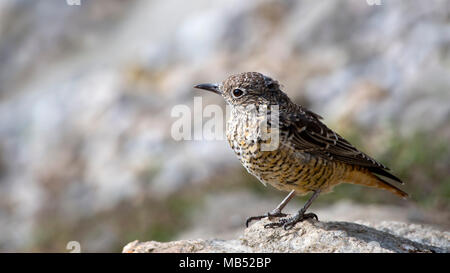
<box><xmin>345</xmin><ymin>170</ymin><xmax>409</xmax><ymax>199</ymax></box>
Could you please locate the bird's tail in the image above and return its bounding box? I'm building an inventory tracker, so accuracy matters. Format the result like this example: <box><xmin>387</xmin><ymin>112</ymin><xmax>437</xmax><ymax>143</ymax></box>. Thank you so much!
<box><xmin>345</xmin><ymin>169</ymin><xmax>409</xmax><ymax>199</ymax></box>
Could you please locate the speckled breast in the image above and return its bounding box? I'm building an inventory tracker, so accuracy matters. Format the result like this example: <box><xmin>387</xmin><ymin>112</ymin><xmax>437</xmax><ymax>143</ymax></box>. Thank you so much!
<box><xmin>226</xmin><ymin>109</ymin><xmax>345</xmax><ymax>194</ymax></box>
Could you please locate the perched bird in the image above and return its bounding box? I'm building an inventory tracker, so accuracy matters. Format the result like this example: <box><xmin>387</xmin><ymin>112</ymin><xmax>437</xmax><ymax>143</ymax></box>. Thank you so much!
<box><xmin>194</xmin><ymin>72</ymin><xmax>408</xmax><ymax>230</ymax></box>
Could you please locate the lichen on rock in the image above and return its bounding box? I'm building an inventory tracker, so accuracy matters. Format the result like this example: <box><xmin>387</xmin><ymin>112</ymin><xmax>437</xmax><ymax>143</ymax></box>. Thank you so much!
<box><xmin>123</xmin><ymin>218</ymin><xmax>449</xmax><ymax>253</ymax></box>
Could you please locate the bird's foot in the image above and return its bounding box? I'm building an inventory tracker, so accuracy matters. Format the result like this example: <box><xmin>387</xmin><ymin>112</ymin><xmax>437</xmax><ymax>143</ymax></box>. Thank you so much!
<box><xmin>245</xmin><ymin>210</ymin><xmax>287</xmax><ymax>227</ymax></box>
<box><xmin>264</xmin><ymin>212</ymin><xmax>318</xmax><ymax>230</ymax></box>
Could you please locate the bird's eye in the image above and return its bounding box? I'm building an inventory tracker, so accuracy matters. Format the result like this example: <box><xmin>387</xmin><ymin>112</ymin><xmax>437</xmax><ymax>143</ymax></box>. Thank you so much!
<box><xmin>232</xmin><ymin>88</ymin><xmax>245</xmax><ymax>98</ymax></box>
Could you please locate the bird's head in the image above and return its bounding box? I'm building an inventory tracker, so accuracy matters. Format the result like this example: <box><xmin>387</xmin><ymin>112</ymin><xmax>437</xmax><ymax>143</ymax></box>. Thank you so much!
<box><xmin>194</xmin><ymin>72</ymin><xmax>287</xmax><ymax>109</ymax></box>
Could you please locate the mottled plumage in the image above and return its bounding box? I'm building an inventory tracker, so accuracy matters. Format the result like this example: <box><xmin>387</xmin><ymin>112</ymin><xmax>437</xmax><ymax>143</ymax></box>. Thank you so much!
<box><xmin>195</xmin><ymin>72</ymin><xmax>407</xmax><ymax>229</ymax></box>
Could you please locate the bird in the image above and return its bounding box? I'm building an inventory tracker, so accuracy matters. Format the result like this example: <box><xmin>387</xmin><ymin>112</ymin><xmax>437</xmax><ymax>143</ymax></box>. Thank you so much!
<box><xmin>194</xmin><ymin>72</ymin><xmax>408</xmax><ymax>230</ymax></box>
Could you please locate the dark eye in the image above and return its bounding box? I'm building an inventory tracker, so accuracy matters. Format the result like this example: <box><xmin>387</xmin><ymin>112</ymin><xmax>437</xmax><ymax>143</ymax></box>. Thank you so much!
<box><xmin>232</xmin><ymin>88</ymin><xmax>245</xmax><ymax>98</ymax></box>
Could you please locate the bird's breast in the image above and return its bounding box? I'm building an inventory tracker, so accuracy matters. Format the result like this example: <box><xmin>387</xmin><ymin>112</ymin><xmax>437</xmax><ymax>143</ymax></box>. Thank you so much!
<box><xmin>226</xmin><ymin>113</ymin><xmax>264</xmax><ymax>159</ymax></box>
<box><xmin>225</xmin><ymin>111</ymin><xmax>343</xmax><ymax>193</ymax></box>
<box><xmin>226</xmin><ymin>112</ymin><xmax>304</xmax><ymax>187</ymax></box>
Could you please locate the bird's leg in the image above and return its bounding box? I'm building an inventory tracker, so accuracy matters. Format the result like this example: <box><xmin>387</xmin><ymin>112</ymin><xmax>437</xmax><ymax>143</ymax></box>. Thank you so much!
<box><xmin>265</xmin><ymin>189</ymin><xmax>321</xmax><ymax>230</ymax></box>
<box><xmin>245</xmin><ymin>190</ymin><xmax>296</xmax><ymax>227</ymax></box>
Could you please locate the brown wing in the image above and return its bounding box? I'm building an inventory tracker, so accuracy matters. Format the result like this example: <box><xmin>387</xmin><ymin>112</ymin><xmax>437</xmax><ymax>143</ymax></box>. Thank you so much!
<box><xmin>280</xmin><ymin>108</ymin><xmax>403</xmax><ymax>184</ymax></box>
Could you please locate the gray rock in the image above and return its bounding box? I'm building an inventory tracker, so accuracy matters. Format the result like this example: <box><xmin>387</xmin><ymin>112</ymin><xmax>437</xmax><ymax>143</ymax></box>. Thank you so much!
<box><xmin>123</xmin><ymin>219</ymin><xmax>449</xmax><ymax>253</ymax></box>
<box><xmin>177</xmin><ymin>191</ymin><xmax>450</xmax><ymax>242</ymax></box>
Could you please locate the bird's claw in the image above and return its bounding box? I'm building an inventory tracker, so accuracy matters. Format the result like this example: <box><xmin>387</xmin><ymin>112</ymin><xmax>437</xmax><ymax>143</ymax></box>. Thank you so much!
<box><xmin>245</xmin><ymin>211</ymin><xmax>287</xmax><ymax>227</ymax></box>
<box><xmin>264</xmin><ymin>212</ymin><xmax>318</xmax><ymax>230</ymax></box>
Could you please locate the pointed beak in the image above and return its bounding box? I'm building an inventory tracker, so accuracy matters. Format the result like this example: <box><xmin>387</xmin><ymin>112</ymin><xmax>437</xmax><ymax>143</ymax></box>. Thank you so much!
<box><xmin>194</xmin><ymin>83</ymin><xmax>221</xmax><ymax>95</ymax></box>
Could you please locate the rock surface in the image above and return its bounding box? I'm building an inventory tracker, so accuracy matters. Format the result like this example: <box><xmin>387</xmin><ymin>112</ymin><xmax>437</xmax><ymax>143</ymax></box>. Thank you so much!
<box><xmin>177</xmin><ymin>193</ymin><xmax>450</xmax><ymax>241</ymax></box>
<box><xmin>123</xmin><ymin>218</ymin><xmax>449</xmax><ymax>253</ymax></box>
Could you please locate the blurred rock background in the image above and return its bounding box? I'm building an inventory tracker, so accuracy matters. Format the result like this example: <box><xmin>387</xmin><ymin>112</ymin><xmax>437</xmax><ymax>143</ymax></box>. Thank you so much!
<box><xmin>0</xmin><ymin>0</ymin><xmax>449</xmax><ymax>252</ymax></box>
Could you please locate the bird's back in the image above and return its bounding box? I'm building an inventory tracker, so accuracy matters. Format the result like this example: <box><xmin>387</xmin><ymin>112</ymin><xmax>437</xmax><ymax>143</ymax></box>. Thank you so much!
<box><xmin>226</xmin><ymin>99</ymin><xmax>408</xmax><ymax>198</ymax></box>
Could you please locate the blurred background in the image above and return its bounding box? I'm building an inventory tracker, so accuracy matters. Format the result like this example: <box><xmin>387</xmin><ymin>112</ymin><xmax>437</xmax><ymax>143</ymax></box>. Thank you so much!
<box><xmin>0</xmin><ymin>0</ymin><xmax>449</xmax><ymax>252</ymax></box>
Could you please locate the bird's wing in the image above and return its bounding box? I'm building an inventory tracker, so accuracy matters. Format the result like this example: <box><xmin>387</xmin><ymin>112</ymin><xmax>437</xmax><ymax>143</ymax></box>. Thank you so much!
<box><xmin>278</xmin><ymin>109</ymin><xmax>402</xmax><ymax>183</ymax></box>
<box><xmin>279</xmin><ymin>108</ymin><xmax>392</xmax><ymax>171</ymax></box>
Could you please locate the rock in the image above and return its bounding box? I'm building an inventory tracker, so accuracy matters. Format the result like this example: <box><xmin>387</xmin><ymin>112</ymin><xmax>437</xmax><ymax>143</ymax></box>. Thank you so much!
<box><xmin>123</xmin><ymin>219</ymin><xmax>449</xmax><ymax>253</ymax></box>
<box><xmin>177</xmin><ymin>192</ymin><xmax>450</xmax><ymax>242</ymax></box>
<box><xmin>123</xmin><ymin>239</ymin><xmax>251</xmax><ymax>253</ymax></box>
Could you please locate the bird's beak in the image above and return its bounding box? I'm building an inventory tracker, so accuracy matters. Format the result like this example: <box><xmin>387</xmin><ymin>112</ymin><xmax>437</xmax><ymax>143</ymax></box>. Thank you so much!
<box><xmin>194</xmin><ymin>83</ymin><xmax>221</xmax><ymax>95</ymax></box>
